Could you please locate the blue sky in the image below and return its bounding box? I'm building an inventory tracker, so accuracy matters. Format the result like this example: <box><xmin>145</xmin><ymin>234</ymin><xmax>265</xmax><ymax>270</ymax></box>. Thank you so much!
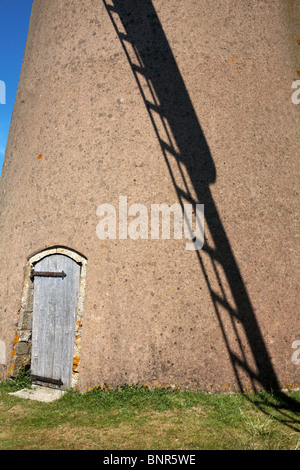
<box><xmin>0</xmin><ymin>0</ymin><xmax>32</xmax><ymax>175</ymax></box>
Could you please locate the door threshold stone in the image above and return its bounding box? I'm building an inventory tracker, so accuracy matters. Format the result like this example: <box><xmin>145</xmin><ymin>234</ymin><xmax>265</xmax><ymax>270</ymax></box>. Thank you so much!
<box><xmin>8</xmin><ymin>385</ymin><xmax>65</xmax><ymax>402</ymax></box>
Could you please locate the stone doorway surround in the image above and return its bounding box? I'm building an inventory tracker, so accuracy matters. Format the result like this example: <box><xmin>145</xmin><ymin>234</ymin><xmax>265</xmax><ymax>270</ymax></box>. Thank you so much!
<box><xmin>9</xmin><ymin>247</ymin><xmax>87</xmax><ymax>390</ymax></box>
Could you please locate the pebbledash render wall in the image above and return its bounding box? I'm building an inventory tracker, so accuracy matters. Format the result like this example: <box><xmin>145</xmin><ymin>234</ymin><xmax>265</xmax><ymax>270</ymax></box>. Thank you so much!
<box><xmin>0</xmin><ymin>0</ymin><xmax>299</xmax><ymax>392</ymax></box>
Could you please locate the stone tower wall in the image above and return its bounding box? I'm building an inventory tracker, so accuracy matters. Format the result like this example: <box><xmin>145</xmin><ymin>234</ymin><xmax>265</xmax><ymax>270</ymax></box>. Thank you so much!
<box><xmin>0</xmin><ymin>0</ymin><xmax>299</xmax><ymax>392</ymax></box>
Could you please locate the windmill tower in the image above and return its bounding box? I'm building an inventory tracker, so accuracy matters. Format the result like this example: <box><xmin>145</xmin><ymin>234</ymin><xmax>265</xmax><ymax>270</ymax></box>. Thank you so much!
<box><xmin>0</xmin><ymin>0</ymin><xmax>299</xmax><ymax>392</ymax></box>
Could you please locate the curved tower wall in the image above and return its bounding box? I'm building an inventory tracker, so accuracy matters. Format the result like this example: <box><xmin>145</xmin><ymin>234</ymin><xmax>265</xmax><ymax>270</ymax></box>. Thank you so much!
<box><xmin>0</xmin><ymin>0</ymin><xmax>299</xmax><ymax>391</ymax></box>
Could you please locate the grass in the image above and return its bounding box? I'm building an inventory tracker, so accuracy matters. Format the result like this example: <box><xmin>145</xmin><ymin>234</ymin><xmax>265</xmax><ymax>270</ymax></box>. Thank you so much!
<box><xmin>0</xmin><ymin>378</ymin><xmax>299</xmax><ymax>450</ymax></box>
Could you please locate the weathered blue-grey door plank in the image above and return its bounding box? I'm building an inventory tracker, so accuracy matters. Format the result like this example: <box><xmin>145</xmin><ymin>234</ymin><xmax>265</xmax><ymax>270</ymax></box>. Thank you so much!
<box><xmin>31</xmin><ymin>254</ymin><xmax>81</xmax><ymax>389</ymax></box>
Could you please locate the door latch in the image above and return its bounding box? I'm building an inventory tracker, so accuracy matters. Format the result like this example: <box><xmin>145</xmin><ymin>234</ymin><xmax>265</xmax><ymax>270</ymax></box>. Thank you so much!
<box><xmin>30</xmin><ymin>269</ymin><xmax>67</xmax><ymax>280</ymax></box>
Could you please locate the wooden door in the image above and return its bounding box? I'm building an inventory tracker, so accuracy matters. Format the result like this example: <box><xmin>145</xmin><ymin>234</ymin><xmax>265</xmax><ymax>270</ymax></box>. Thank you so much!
<box><xmin>31</xmin><ymin>254</ymin><xmax>81</xmax><ymax>389</ymax></box>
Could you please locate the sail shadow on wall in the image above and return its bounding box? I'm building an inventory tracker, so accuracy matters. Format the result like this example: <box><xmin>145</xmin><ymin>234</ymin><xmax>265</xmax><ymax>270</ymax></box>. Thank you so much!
<box><xmin>103</xmin><ymin>0</ymin><xmax>280</xmax><ymax>392</ymax></box>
